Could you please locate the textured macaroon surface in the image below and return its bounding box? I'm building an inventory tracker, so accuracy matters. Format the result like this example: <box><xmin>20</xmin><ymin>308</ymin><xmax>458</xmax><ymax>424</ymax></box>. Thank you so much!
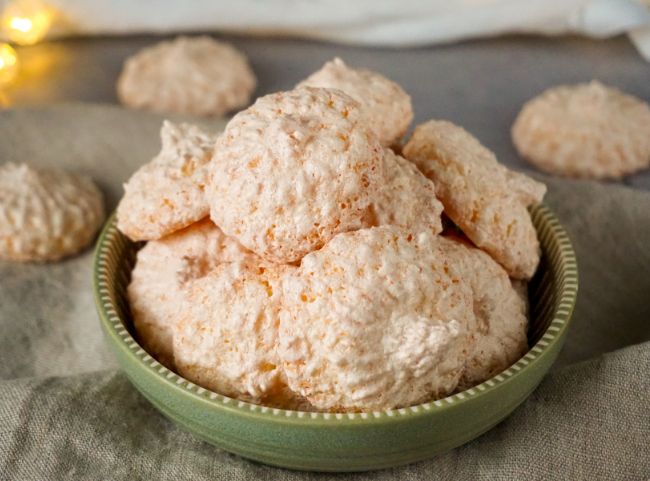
<box><xmin>365</xmin><ymin>148</ymin><xmax>443</xmax><ymax>234</ymax></box>
<box><xmin>117</xmin><ymin>121</ymin><xmax>217</xmax><ymax>241</ymax></box>
<box><xmin>0</xmin><ymin>162</ymin><xmax>104</xmax><ymax>262</ymax></box>
<box><xmin>512</xmin><ymin>81</ymin><xmax>650</xmax><ymax>180</ymax></box>
<box><xmin>279</xmin><ymin>226</ymin><xmax>476</xmax><ymax>412</ymax></box>
<box><xmin>208</xmin><ymin>87</ymin><xmax>384</xmax><ymax>263</ymax></box>
<box><xmin>403</xmin><ymin>120</ymin><xmax>546</xmax><ymax>280</ymax></box>
<box><xmin>298</xmin><ymin>58</ymin><xmax>413</xmax><ymax>146</ymax></box>
<box><xmin>128</xmin><ymin>218</ymin><xmax>251</xmax><ymax>368</ymax></box>
<box><xmin>117</xmin><ymin>36</ymin><xmax>256</xmax><ymax>117</ymax></box>
<box><xmin>439</xmin><ymin>235</ymin><xmax>528</xmax><ymax>389</ymax></box>
<box><xmin>173</xmin><ymin>260</ymin><xmax>299</xmax><ymax>405</ymax></box>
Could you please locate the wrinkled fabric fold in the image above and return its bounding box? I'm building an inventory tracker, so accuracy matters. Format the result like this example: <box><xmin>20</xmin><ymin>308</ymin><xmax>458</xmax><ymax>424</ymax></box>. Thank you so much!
<box><xmin>38</xmin><ymin>0</ymin><xmax>650</xmax><ymax>61</ymax></box>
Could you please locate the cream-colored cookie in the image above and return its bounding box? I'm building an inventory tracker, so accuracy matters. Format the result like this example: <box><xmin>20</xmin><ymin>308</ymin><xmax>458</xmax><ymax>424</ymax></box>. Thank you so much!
<box><xmin>173</xmin><ymin>260</ymin><xmax>300</xmax><ymax>405</ymax></box>
<box><xmin>298</xmin><ymin>58</ymin><xmax>413</xmax><ymax>146</ymax></box>
<box><xmin>403</xmin><ymin>120</ymin><xmax>546</xmax><ymax>280</ymax></box>
<box><xmin>117</xmin><ymin>36</ymin><xmax>256</xmax><ymax>116</ymax></box>
<box><xmin>439</xmin><ymin>235</ymin><xmax>528</xmax><ymax>389</ymax></box>
<box><xmin>208</xmin><ymin>87</ymin><xmax>384</xmax><ymax>263</ymax></box>
<box><xmin>128</xmin><ymin>218</ymin><xmax>251</xmax><ymax>368</ymax></box>
<box><xmin>512</xmin><ymin>81</ymin><xmax>650</xmax><ymax>179</ymax></box>
<box><xmin>0</xmin><ymin>163</ymin><xmax>104</xmax><ymax>262</ymax></box>
<box><xmin>279</xmin><ymin>226</ymin><xmax>475</xmax><ymax>412</ymax></box>
<box><xmin>365</xmin><ymin>148</ymin><xmax>443</xmax><ymax>234</ymax></box>
<box><xmin>117</xmin><ymin>121</ymin><xmax>217</xmax><ymax>241</ymax></box>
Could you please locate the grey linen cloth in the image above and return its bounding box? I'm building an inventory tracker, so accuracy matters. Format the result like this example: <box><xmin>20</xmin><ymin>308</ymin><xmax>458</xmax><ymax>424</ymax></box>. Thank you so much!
<box><xmin>1</xmin><ymin>105</ymin><xmax>649</xmax><ymax>481</ymax></box>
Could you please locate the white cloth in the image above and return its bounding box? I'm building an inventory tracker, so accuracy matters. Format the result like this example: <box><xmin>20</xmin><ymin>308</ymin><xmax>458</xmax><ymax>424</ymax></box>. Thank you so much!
<box><xmin>15</xmin><ymin>0</ymin><xmax>650</xmax><ymax>60</ymax></box>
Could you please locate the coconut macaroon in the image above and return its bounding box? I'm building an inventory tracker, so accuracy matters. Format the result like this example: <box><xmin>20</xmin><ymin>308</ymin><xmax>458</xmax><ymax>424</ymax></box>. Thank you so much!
<box><xmin>117</xmin><ymin>121</ymin><xmax>217</xmax><ymax>241</ymax></box>
<box><xmin>117</xmin><ymin>36</ymin><xmax>256</xmax><ymax>117</ymax></box>
<box><xmin>128</xmin><ymin>219</ymin><xmax>251</xmax><ymax>368</ymax></box>
<box><xmin>512</xmin><ymin>81</ymin><xmax>650</xmax><ymax>180</ymax></box>
<box><xmin>403</xmin><ymin>120</ymin><xmax>546</xmax><ymax>280</ymax></box>
<box><xmin>279</xmin><ymin>226</ymin><xmax>476</xmax><ymax>412</ymax></box>
<box><xmin>172</xmin><ymin>260</ymin><xmax>300</xmax><ymax>406</ymax></box>
<box><xmin>208</xmin><ymin>87</ymin><xmax>384</xmax><ymax>264</ymax></box>
<box><xmin>439</xmin><ymin>235</ymin><xmax>528</xmax><ymax>389</ymax></box>
<box><xmin>365</xmin><ymin>148</ymin><xmax>443</xmax><ymax>234</ymax></box>
<box><xmin>297</xmin><ymin>58</ymin><xmax>413</xmax><ymax>146</ymax></box>
<box><xmin>0</xmin><ymin>163</ymin><xmax>104</xmax><ymax>262</ymax></box>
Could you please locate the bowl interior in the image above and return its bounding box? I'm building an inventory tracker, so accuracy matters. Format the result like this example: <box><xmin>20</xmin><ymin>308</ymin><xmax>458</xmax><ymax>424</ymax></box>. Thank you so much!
<box><xmin>94</xmin><ymin>204</ymin><xmax>578</xmax><ymax>419</ymax></box>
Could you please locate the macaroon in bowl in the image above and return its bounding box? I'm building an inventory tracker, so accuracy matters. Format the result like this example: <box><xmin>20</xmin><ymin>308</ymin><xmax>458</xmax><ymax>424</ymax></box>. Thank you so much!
<box><xmin>93</xmin><ymin>203</ymin><xmax>577</xmax><ymax>472</ymax></box>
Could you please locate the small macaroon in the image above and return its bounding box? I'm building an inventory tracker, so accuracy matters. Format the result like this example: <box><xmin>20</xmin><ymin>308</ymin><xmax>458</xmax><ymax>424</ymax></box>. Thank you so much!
<box><xmin>128</xmin><ymin>218</ymin><xmax>252</xmax><ymax>368</ymax></box>
<box><xmin>0</xmin><ymin>162</ymin><xmax>104</xmax><ymax>262</ymax></box>
<box><xmin>117</xmin><ymin>36</ymin><xmax>257</xmax><ymax>117</ymax></box>
<box><xmin>172</xmin><ymin>259</ymin><xmax>307</xmax><ymax>407</ymax></box>
<box><xmin>278</xmin><ymin>226</ymin><xmax>476</xmax><ymax>412</ymax></box>
<box><xmin>365</xmin><ymin>148</ymin><xmax>444</xmax><ymax>234</ymax></box>
<box><xmin>298</xmin><ymin>57</ymin><xmax>413</xmax><ymax>146</ymax></box>
<box><xmin>512</xmin><ymin>80</ymin><xmax>650</xmax><ymax>179</ymax></box>
<box><xmin>117</xmin><ymin>121</ymin><xmax>217</xmax><ymax>241</ymax></box>
<box><xmin>438</xmin><ymin>234</ymin><xmax>529</xmax><ymax>390</ymax></box>
<box><xmin>208</xmin><ymin>87</ymin><xmax>384</xmax><ymax>264</ymax></box>
<box><xmin>403</xmin><ymin>120</ymin><xmax>546</xmax><ymax>280</ymax></box>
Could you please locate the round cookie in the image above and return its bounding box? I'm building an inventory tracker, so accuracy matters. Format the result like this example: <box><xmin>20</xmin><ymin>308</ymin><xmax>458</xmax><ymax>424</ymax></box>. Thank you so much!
<box><xmin>439</xmin><ymin>235</ymin><xmax>528</xmax><ymax>390</ymax></box>
<box><xmin>403</xmin><ymin>120</ymin><xmax>546</xmax><ymax>280</ymax></box>
<box><xmin>117</xmin><ymin>36</ymin><xmax>256</xmax><ymax>116</ymax></box>
<box><xmin>208</xmin><ymin>87</ymin><xmax>384</xmax><ymax>264</ymax></box>
<box><xmin>0</xmin><ymin>162</ymin><xmax>104</xmax><ymax>262</ymax></box>
<box><xmin>297</xmin><ymin>58</ymin><xmax>413</xmax><ymax>146</ymax></box>
<box><xmin>117</xmin><ymin>121</ymin><xmax>217</xmax><ymax>241</ymax></box>
<box><xmin>172</xmin><ymin>259</ymin><xmax>302</xmax><ymax>406</ymax></box>
<box><xmin>365</xmin><ymin>148</ymin><xmax>443</xmax><ymax>234</ymax></box>
<box><xmin>512</xmin><ymin>81</ymin><xmax>650</xmax><ymax>179</ymax></box>
<box><xmin>128</xmin><ymin>218</ymin><xmax>251</xmax><ymax>368</ymax></box>
<box><xmin>279</xmin><ymin>226</ymin><xmax>476</xmax><ymax>412</ymax></box>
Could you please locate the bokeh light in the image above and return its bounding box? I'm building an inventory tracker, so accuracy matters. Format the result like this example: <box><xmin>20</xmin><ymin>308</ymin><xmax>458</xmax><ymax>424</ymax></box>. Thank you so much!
<box><xmin>0</xmin><ymin>43</ymin><xmax>19</xmax><ymax>87</ymax></box>
<box><xmin>1</xmin><ymin>0</ymin><xmax>53</xmax><ymax>46</ymax></box>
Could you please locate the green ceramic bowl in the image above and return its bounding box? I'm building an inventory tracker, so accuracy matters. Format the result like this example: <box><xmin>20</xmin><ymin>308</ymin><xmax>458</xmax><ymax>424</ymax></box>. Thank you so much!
<box><xmin>93</xmin><ymin>204</ymin><xmax>578</xmax><ymax>472</ymax></box>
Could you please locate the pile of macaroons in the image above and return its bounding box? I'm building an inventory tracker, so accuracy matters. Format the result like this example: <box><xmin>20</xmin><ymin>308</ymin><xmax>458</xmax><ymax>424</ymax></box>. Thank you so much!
<box><xmin>117</xmin><ymin>58</ymin><xmax>546</xmax><ymax>413</ymax></box>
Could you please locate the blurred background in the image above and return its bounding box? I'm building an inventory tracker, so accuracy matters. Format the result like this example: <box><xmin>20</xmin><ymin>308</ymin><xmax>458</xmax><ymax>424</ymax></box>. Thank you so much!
<box><xmin>1</xmin><ymin>0</ymin><xmax>649</xmax><ymax>187</ymax></box>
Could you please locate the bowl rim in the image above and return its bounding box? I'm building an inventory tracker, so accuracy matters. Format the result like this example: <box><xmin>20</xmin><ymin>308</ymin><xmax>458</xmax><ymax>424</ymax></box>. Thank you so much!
<box><xmin>93</xmin><ymin>204</ymin><xmax>578</xmax><ymax>425</ymax></box>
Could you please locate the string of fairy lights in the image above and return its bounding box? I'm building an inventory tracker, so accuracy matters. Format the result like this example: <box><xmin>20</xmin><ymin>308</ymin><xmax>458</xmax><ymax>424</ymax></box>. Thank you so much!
<box><xmin>0</xmin><ymin>0</ymin><xmax>53</xmax><ymax>88</ymax></box>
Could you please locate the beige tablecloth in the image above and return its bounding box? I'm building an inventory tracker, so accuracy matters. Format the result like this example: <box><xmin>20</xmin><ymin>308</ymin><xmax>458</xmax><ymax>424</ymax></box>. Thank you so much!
<box><xmin>0</xmin><ymin>104</ymin><xmax>649</xmax><ymax>480</ymax></box>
